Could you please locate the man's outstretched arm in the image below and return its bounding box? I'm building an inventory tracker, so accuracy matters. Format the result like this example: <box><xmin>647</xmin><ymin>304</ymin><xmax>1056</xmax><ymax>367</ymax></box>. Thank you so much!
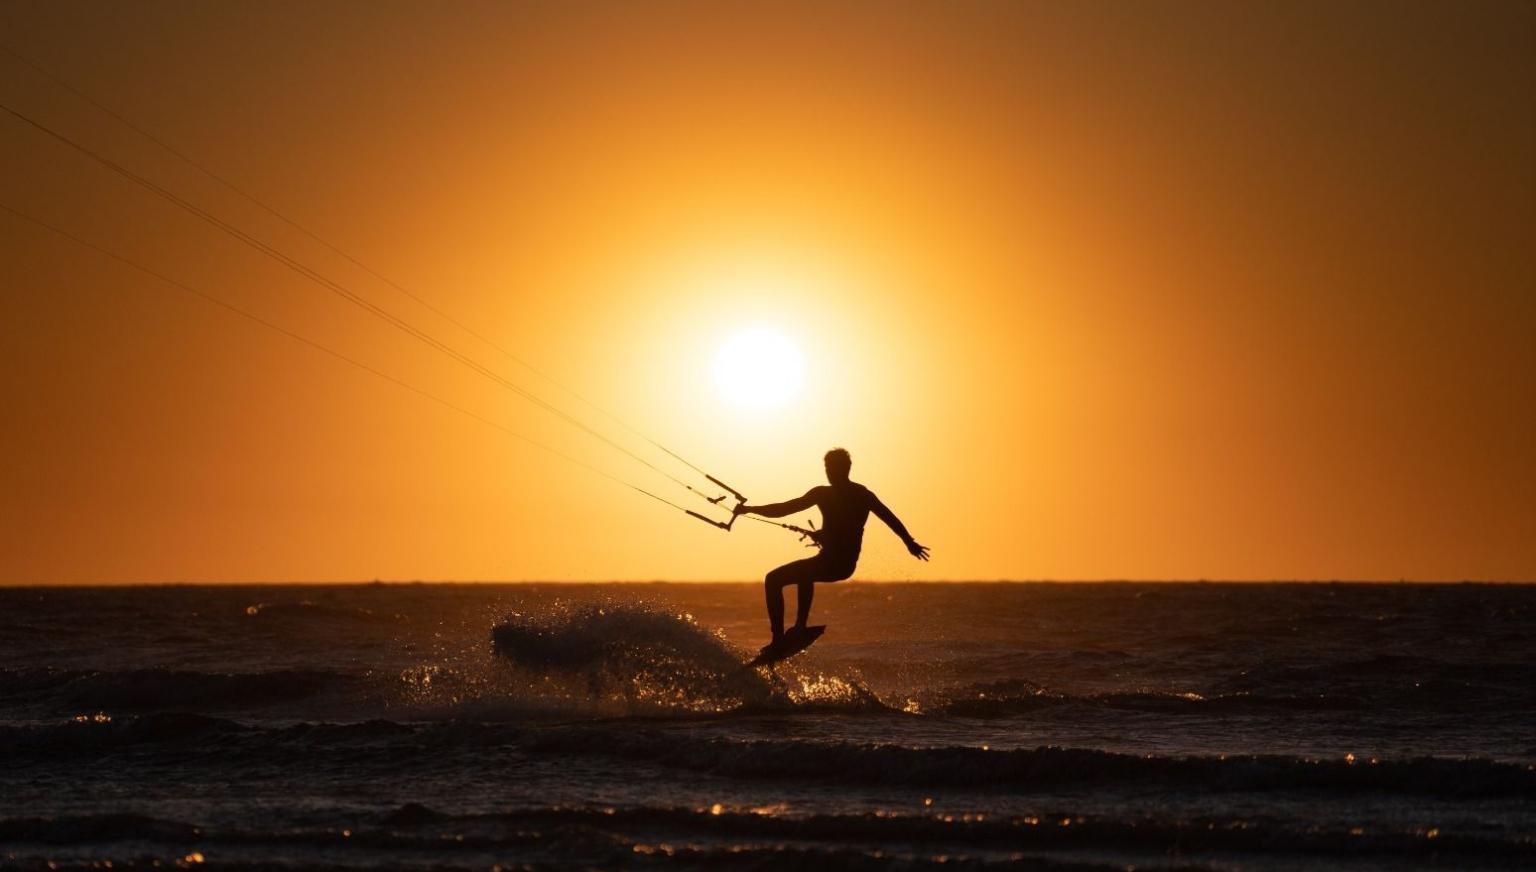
<box><xmin>871</xmin><ymin>495</ymin><xmax>931</xmax><ymax>561</ymax></box>
<box><xmin>736</xmin><ymin>488</ymin><xmax>819</xmax><ymax>519</ymax></box>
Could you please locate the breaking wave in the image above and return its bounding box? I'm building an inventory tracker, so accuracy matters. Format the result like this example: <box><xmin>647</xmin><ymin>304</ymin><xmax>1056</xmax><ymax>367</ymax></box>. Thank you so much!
<box><xmin>524</xmin><ymin>728</ymin><xmax>1536</xmax><ymax>798</ymax></box>
<box><xmin>5</xmin><ymin>714</ymin><xmax>1532</xmax><ymax>799</ymax></box>
<box><xmin>0</xmin><ymin>604</ymin><xmax>887</xmax><ymax>723</ymax></box>
<box><xmin>490</xmin><ymin>603</ymin><xmax>886</xmax><ymax>715</ymax></box>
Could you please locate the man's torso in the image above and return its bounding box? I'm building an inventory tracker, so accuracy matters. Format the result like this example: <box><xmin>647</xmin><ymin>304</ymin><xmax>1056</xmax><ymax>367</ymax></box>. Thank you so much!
<box><xmin>811</xmin><ymin>482</ymin><xmax>874</xmax><ymax>562</ymax></box>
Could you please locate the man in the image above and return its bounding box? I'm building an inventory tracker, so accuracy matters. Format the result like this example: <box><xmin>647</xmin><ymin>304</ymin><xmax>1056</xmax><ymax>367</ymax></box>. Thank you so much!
<box><xmin>734</xmin><ymin>448</ymin><xmax>930</xmax><ymax>645</ymax></box>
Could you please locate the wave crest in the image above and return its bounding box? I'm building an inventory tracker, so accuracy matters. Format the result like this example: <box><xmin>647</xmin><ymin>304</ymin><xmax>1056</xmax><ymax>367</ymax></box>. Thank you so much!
<box><xmin>490</xmin><ymin>603</ymin><xmax>885</xmax><ymax>715</ymax></box>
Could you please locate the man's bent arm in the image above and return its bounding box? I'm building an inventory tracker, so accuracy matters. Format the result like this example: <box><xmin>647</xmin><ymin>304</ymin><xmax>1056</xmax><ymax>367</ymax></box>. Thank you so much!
<box><xmin>739</xmin><ymin>489</ymin><xmax>819</xmax><ymax>519</ymax></box>
<box><xmin>872</xmin><ymin>495</ymin><xmax>930</xmax><ymax>560</ymax></box>
<box><xmin>871</xmin><ymin>496</ymin><xmax>916</xmax><ymax>544</ymax></box>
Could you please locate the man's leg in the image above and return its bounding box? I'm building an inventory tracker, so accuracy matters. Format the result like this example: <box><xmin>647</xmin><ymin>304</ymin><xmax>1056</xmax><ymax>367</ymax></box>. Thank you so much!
<box><xmin>765</xmin><ymin>569</ymin><xmax>787</xmax><ymax>641</ymax></box>
<box><xmin>795</xmin><ymin>557</ymin><xmax>855</xmax><ymax>630</ymax></box>
<box><xmin>765</xmin><ymin>557</ymin><xmax>822</xmax><ymax>641</ymax></box>
<box><xmin>794</xmin><ymin>579</ymin><xmax>815</xmax><ymax>630</ymax></box>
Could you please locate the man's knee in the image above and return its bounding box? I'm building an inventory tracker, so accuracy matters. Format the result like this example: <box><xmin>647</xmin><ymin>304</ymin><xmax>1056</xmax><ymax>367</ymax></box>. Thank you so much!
<box><xmin>825</xmin><ymin>562</ymin><xmax>856</xmax><ymax>582</ymax></box>
<box><xmin>765</xmin><ymin>567</ymin><xmax>792</xmax><ymax>588</ymax></box>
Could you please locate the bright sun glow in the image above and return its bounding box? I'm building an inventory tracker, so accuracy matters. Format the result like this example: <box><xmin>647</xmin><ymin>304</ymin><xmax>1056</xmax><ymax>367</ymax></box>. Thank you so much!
<box><xmin>712</xmin><ymin>327</ymin><xmax>806</xmax><ymax>411</ymax></box>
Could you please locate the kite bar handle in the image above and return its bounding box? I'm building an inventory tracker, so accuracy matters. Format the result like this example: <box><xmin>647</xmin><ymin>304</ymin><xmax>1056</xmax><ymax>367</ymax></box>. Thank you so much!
<box><xmin>705</xmin><ymin>474</ymin><xmax>746</xmax><ymax>503</ymax></box>
<box><xmin>685</xmin><ymin>474</ymin><xmax>747</xmax><ymax>531</ymax></box>
<box><xmin>688</xmin><ymin>474</ymin><xmax>747</xmax><ymax>531</ymax></box>
<box><xmin>686</xmin><ymin>509</ymin><xmax>733</xmax><ymax>530</ymax></box>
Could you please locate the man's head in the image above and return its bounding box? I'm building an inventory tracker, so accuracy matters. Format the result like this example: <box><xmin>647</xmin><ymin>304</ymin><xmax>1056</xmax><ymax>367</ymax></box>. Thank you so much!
<box><xmin>824</xmin><ymin>447</ymin><xmax>852</xmax><ymax>484</ymax></box>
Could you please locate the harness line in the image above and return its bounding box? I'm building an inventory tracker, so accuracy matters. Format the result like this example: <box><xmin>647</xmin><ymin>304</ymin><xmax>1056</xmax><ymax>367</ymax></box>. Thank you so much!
<box><xmin>0</xmin><ymin>42</ymin><xmax>716</xmax><ymax>483</ymax></box>
<box><xmin>2</xmin><ymin>101</ymin><xmax>730</xmax><ymax>511</ymax></box>
<box><xmin>0</xmin><ymin>201</ymin><xmax>704</xmax><ymax>519</ymax></box>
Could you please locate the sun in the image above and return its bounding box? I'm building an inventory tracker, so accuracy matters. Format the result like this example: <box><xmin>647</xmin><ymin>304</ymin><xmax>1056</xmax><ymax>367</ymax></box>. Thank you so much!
<box><xmin>712</xmin><ymin>327</ymin><xmax>806</xmax><ymax>411</ymax></box>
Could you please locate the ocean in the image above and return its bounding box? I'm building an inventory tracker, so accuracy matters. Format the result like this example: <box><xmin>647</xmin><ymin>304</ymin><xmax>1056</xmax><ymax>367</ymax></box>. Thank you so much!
<box><xmin>1</xmin><ymin>582</ymin><xmax>1532</xmax><ymax>870</ymax></box>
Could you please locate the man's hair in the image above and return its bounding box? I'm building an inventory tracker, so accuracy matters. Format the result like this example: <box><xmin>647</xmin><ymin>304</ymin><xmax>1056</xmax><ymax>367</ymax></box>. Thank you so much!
<box><xmin>824</xmin><ymin>447</ymin><xmax>852</xmax><ymax>471</ymax></box>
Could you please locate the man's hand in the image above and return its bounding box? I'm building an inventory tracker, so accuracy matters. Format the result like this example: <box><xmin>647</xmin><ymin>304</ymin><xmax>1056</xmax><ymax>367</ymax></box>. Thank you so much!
<box><xmin>906</xmin><ymin>540</ymin><xmax>931</xmax><ymax>561</ymax></box>
<box><xmin>733</xmin><ymin>502</ymin><xmax>749</xmax><ymax>517</ymax></box>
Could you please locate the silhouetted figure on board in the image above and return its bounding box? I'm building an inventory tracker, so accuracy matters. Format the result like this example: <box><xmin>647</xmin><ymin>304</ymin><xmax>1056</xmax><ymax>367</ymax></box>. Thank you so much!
<box><xmin>734</xmin><ymin>448</ymin><xmax>929</xmax><ymax>645</ymax></box>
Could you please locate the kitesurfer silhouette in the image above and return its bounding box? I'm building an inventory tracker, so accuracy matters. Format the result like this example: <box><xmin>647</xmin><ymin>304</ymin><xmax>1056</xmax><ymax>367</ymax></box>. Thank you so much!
<box><xmin>735</xmin><ymin>448</ymin><xmax>929</xmax><ymax>645</ymax></box>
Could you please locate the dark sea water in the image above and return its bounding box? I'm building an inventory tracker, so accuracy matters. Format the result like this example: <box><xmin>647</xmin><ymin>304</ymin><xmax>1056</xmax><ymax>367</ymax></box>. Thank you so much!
<box><xmin>1</xmin><ymin>582</ymin><xmax>1532</xmax><ymax>870</ymax></box>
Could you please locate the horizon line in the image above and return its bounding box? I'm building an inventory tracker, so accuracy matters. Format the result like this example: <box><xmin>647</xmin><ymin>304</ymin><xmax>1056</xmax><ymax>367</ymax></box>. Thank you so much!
<box><xmin>3</xmin><ymin>578</ymin><xmax>1533</xmax><ymax>587</ymax></box>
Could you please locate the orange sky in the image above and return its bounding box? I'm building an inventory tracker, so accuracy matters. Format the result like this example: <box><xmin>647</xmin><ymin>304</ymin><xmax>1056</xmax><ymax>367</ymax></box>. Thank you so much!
<box><xmin>1</xmin><ymin>2</ymin><xmax>1532</xmax><ymax>583</ymax></box>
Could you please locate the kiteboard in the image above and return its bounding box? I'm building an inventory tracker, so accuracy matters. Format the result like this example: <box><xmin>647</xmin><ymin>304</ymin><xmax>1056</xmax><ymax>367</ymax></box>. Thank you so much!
<box><xmin>747</xmin><ymin>624</ymin><xmax>826</xmax><ymax>668</ymax></box>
